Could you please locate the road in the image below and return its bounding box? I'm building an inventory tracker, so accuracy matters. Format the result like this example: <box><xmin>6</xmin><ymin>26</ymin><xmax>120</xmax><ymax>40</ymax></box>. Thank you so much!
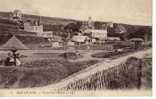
<box><xmin>0</xmin><ymin>49</ymin><xmax>107</xmax><ymax>63</ymax></box>
<box><xmin>39</xmin><ymin>48</ymin><xmax>152</xmax><ymax>90</ymax></box>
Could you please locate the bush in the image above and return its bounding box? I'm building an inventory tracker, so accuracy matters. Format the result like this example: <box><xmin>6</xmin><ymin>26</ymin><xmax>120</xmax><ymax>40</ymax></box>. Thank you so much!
<box><xmin>59</xmin><ymin>52</ymin><xmax>83</xmax><ymax>60</ymax></box>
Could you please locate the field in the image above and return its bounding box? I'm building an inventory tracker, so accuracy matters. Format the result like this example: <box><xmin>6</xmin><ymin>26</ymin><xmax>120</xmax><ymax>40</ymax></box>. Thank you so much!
<box><xmin>0</xmin><ymin>46</ymin><xmax>152</xmax><ymax>90</ymax></box>
<box><xmin>0</xmin><ymin>50</ymin><xmax>98</xmax><ymax>88</ymax></box>
<box><xmin>0</xmin><ymin>36</ymin><xmax>152</xmax><ymax>89</ymax></box>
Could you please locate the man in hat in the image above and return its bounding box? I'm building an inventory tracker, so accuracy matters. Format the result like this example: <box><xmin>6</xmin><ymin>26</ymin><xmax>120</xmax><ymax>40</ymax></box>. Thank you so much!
<box><xmin>4</xmin><ymin>52</ymin><xmax>14</xmax><ymax>66</ymax></box>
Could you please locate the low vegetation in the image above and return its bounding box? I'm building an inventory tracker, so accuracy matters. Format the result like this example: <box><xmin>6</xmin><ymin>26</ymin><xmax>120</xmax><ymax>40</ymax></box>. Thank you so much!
<box><xmin>91</xmin><ymin>49</ymin><xmax>132</xmax><ymax>59</ymax></box>
<box><xmin>0</xmin><ymin>59</ymin><xmax>98</xmax><ymax>88</ymax></box>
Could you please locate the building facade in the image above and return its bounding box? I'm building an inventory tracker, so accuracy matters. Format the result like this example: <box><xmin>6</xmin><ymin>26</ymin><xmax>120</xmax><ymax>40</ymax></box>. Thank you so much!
<box><xmin>24</xmin><ymin>22</ymin><xmax>43</xmax><ymax>33</ymax></box>
<box><xmin>84</xmin><ymin>29</ymin><xmax>108</xmax><ymax>40</ymax></box>
<box><xmin>23</xmin><ymin>21</ymin><xmax>53</xmax><ymax>38</ymax></box>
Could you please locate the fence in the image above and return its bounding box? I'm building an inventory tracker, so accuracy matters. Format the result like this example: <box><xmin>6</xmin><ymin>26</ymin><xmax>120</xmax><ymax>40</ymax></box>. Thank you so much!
<box><xmin>63</xmin><ymin>58</ymin><xmax>141</xmax><ymax>90</ymax></box>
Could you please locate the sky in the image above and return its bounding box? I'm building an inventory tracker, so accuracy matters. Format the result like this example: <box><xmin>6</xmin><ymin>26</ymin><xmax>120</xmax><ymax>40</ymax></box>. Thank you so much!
<box><xmin>0</xmin><ymin>0</ymin><xmax>152</xmax><ymax>25</ymax></box>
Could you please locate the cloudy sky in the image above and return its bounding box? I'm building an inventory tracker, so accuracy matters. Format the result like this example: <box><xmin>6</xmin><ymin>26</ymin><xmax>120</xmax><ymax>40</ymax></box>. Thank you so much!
<box><xmin>0</xmin><ymin>0</ymin><xmax>152</xmax><ymax>25</ymax></box>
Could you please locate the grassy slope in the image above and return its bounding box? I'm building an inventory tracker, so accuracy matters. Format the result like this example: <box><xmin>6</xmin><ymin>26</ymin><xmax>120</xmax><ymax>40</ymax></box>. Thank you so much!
<box><xmin>0</xmin><ymin>59</ymin><xmax>98</xmax><ymax>88</ymax></box>
<box><xmin>0</xmin><ymin>11</ymin><xmax>76</xmax><ymax>25</ymax></box>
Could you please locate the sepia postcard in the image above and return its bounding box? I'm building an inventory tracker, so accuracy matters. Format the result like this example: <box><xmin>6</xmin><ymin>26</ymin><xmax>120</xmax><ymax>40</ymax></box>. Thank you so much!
<box><xmin>0</xmin><ymin>0</ymin><xmax>152</xmax><ymax>97</ymax></box>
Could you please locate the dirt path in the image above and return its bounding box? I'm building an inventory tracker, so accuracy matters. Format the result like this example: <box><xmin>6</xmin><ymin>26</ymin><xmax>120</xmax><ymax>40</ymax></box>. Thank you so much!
<box><xmin>69</xmin><ymin>50</ymin><xmax>108</xmax><ymax>62</ymax></box>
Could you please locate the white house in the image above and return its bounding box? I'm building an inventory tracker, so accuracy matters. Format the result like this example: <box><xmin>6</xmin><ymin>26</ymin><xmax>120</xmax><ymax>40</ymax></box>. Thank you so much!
<box><xmin>24</xmin><ymin>21</ymin><xmax>53</xmax><ymax>38</ymax></box>
<box><xmin>67</xmin><ymin>41</ymin><xmax>75</xmax><ymax>46</ymax></box>
<box><xmin>107</xmin><ymin>37</ymin><xmax>121</xmax><ymax>41</ymax></box>
<box><xmin>84</xmin><ymin>29</ymin><xmax>108</xmax><ymax>40</ymax></box>
<box><xmin>37</xmin><ymin>31</ymin><xmax>53</xmax><ymax>38</ymax></box>
<box><xmin>72</xmin><ymin>35</ymin><xmax>88</xmax><ymax>43</ymax></box>
<box><xmin>24</xmin><ymin>22</ymin><xmax>43</xmax><ymax>33</ymax></box>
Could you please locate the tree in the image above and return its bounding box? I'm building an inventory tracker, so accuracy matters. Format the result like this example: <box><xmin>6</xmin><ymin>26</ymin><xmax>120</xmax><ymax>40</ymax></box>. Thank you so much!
<box><xmin>64</xmin><ymin>22</ymin><xmax>82</xmax><ymax>32</ymax></box>
<box><xmin>63</xmin><ymin>22</ymin><xmax>82</xmax><ymax>39</ymax></box>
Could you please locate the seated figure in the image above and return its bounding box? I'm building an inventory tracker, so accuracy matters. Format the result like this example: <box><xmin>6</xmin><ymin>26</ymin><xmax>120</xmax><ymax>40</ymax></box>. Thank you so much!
<box><xmin>4</xmin><ymin>52</ymin><xmax>14</xmax><ymax>66</ymax></box>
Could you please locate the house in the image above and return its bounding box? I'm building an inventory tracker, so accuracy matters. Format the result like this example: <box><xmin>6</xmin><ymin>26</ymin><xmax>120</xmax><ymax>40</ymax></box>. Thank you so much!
<box><xmin>84</xmin><ymin>29</ymin><xmax>107</xmax><ymax>40</ymax></box>
<box><xmin>72</xmin><ymin>35</ymin><xmax>88</xmax><ymax>43</ymax></box>
<box><xmin>107</xmin><ymin>37</ymin><xmax>121</xmax><ymax>41</ymax></box>
<box><xmin>37</xmin><ymin>31</ymin><xmax>53</xmax><ymax>38</ymax></box>
<box><xmin>24</xmin><ymin>21</ymin><xmax>43</xmax><ymax>33</ymax></box>
<box><xmin>67</xmin><ymin>41</ymin><xmax>75</xmax><ymax>46</ymax></box>
<box><xmin>52</xmin><ymin>42</ymin><xmax>61</xmax><ymax>48</ymax></box>
<box><xmin>129</xmin><ymin>38</ymin><xmax>144</xmax><ymax>49</ymax></box>
<box><xmin>23</xmin><ymin>20</ymin><xmax>53</xmax><ymax>38</ymax></box>
<box><xmin>51</xmin><ymin>36</ymin><xmax>62</xmax><ymax>48</ymax></box>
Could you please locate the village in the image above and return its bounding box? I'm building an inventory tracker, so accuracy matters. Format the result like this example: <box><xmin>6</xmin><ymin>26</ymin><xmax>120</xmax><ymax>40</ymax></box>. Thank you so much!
<box><xmin>0</xmin><ymin>10</ymin><xmax>152</xmax><ymax>89</ymax></box>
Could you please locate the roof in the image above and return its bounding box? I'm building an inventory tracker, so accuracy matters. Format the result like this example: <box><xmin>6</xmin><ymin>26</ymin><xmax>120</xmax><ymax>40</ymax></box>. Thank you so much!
<box><xmin>84</xmin><ymin>29</ymin><xmax>107</xmax><ymax>34</ymax></box>
<box><xmin>72</xmin><ymin>36</ymin><xmax>88</xmax><ymax>43</ymax></box>
<box><xmin>129</xmin><ymin>38</ymin><xmax>144</xmax><ymax>42</ymax></box>
<box><xmin>0</xmin><ymin>36</ymin><xmax>29</xmax><ymax>50</ymax></box>
<box><xmin>52</xmin><ymin>35</ymin><xmax>62</xmax><ymax>42</ymax></box>
<box><xmin>107</xmin><ymin>37</ymin><xmax>121</xmax><ymax>41</ymax></box>
<box><xmin>115</xmin><ymin>24</ymin><xmax>127</xmax><ymax>34</ymax></box>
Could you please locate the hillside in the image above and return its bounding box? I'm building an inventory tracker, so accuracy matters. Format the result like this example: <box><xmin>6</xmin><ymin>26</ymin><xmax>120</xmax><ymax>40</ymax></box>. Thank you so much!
<box><xmin>0</xmin><ymin>11</ymin><xmax>152</xmax><ymax>42</ymax></box>
<box><xmin>0</xmin><ymin>11</ymin><xmax>76</xmax><ymax>25</ymax></box>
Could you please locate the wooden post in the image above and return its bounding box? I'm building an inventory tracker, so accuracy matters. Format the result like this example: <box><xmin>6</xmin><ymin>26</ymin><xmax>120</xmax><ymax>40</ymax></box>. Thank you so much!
<box><xmin>137</xmin><ymin>59</ymin><xmax>142</xmax><ymax>89</ymax></box>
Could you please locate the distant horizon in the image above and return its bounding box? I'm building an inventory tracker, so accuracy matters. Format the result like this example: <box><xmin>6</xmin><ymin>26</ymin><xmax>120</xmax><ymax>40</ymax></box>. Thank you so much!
<box><xmin>0</xmin><ymin>11</ymin><xmax>152</xmax><ymax>27</ymax></box>
<box><xmin>0</xmin><ymin>0</ymin><xmax>152</xmax><ymax>26</ymax></box>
